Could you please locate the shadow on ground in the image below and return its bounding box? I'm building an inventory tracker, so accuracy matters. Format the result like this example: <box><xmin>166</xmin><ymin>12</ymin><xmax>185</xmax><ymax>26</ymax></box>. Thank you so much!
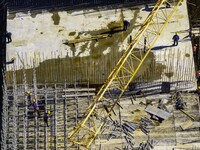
<box><xmin>152</xmin><ymin>45</ymin><xmax>174</xmax><ymax>50</ymax></box>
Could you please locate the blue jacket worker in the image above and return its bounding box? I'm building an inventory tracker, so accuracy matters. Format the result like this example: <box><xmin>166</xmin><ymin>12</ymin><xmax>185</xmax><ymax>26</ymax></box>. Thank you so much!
<box><xmin>32</xmin><ymin>98</ymin><xmax>40</xmax><ymax>116</ymax></box>
<box><xmin>123</xmin><ymin>20</ymin><xmax>130</xmax><ymax>31</ymax></box>
<box><xmin>172</xmin><ymin>32</ymin><xmax>180</xmax><ymax>46</ymax></box>
<box><xmin>6</xmin><ymin>31</ymin><xmax>12</xmax><ymax>43</ymax></box>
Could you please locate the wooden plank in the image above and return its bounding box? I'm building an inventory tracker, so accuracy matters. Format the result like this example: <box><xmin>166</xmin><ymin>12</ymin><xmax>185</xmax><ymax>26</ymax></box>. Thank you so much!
<box><xmin>180</xmin><ymin>119</ymin><xmax>194</xmax><ymax>130</ymax></box>
<box><xmin>145</xmin><ymin>105</ymin><xmax>171</xmax><ymax>120</ymax></box>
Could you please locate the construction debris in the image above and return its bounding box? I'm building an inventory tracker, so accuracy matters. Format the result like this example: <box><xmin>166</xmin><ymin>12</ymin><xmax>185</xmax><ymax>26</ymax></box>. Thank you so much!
<box><xmin>179</xmin><ymin>109</ymin><xmax>195</xmax><ymax>121</ymax></box>
<box><xmin>157</xmin><ymin>99</ymin><xmax>168</xmax><ymax>112</ymax></box>
<box><xmin>175</xmin><ymin>91</ymin><xmax>187</xmax><ymax>110</ymax></box>
<box><xmin>138</xmin><ymin>136</ymin><xmax>154</xmax><ymax>150</ymax></box>
<box><xmin>145</xmin><ymin>105</ymin><xmax>171</xmax><ymax>120</ymax></box>
<box><xmin>107</xmin><ymin>117</ymin><xmax>155</xmax><ymax>149</ymax></box>
<box><xmin>180</xmin><ymin>119</ymin><xmax>194</xmax><ymax>130</ymax></box>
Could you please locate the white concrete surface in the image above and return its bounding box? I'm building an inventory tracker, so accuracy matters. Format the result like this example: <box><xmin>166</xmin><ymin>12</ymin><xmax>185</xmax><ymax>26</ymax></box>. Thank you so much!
<box><xmin>7</xmin><ymin>8</ymin><xmax>136</xmax><ymax>69</ymax></box>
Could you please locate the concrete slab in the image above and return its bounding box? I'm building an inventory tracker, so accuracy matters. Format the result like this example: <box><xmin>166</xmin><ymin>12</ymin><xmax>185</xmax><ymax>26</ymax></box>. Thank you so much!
<box><xmin>145</xmin><ymin>105</ymin><xmax>171</xmax><ymax>120</ymax></box>
<box><xmin>6</xmin><ymin>0</ymin><xmax>196</xmax><ymax>89</ymax></box>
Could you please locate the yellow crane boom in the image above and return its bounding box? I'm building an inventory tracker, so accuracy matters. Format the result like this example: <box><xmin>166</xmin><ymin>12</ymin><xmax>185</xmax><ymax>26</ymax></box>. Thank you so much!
<box><xmin>68</xmin><ymin>0</ymin><xmax>184</xmax><ymax>148</ymax></box>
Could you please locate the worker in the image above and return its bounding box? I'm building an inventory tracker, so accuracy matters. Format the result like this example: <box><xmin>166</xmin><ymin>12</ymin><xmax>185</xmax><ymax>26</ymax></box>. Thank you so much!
<box><xmin>44</xmin><ymin>111</ymin><xmax>51</xmax><ymax>127</ymax></box>
<box><xmin>193</xmin><ymin>44</ymin><xmax>198</xmax><ymax>53</ymax></box>
<box><xmin>193</xmin><ymin>44</ymin><xmax>198</xmax><ymax>61</ymax></box>
<box><xmin>197</xmin><ymin>86</ymin><xmax>200</xmax><ymax>95</ymax></box>
<box><xmin>6</xmin><ymin>31</ymin><xmax>12</xmax><ymax>43</ymax></box>
<box><xmin>123</xmin><ymin>20</ymin><xmax>130</xmax><ymax>31</ymax></box>
<box><xmin>32</xmin><ymin>98</ymin><xmax>40</xmax><ymax>116</ymax></box>
<box><xmin>172</xmin><ymin>32</ymin><xmax>180</xmax><ymax>46</ymax></box>
<box><xmin>145</xmin><ymin>4</ymin><xmax>149</xmax><ymax>11</ymax></box>
<box><xmin>25</xmin><ymin>90</ymin><xmax>32</xmax><ymax>102</ymax></box>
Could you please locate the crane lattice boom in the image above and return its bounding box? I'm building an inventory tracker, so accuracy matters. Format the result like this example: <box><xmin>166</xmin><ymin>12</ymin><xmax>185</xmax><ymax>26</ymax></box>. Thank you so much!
<box><xmin>68</xmin><ymin>0</ymin><xmax>184</xmax><ymax>148</ymax></box>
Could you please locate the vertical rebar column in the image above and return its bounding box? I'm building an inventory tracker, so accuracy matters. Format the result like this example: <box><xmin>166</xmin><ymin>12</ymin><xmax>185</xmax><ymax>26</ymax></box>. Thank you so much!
<box><xmin>33</xmin><ymin>56</ymin><xmax>37</xmax><ymax>150</ymax></box>
<box><xmin>1</xmin><ymin>69</ymin><xmax>8</xmax><ymax>150</ymax></box>
<box><xmin>12</xmin><ymin>65</ymin><xmax>17</xmax><ymax>150</ymax></box>
<box><xmin>64</xmin><ymin>81</ymin><xmax>68</xmax><ymax>150</ymax></box>
<box><xmin>22</xmin><ymin>60</ymin><xmax>28</xmax><ymax>150</ymax></box>
<box><xmin>74</xmin><ymin>82</ymin><xmax>78</xmax><ymax>125</ymax></box>
<box><xmin>54</xmin><ymin>84</ymin><xmax>57</xmax><ymax>149</ymax></box>
<box><xmin>44</xmin><ymin>81</ymin><xmax>47</xmax><ymax>150</ymax></box>
<box><xmin>74</xmin><ymin>82</ymin><xmax>79</xmax><ymax>150</ymax></box>
<box><xmin>87</xmin><ymin>80</ymin><xmax>91</xmax><ymax>127</ymax></box>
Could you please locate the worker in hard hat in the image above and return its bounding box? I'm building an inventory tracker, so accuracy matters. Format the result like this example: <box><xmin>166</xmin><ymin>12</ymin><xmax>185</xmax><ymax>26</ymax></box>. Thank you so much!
<box><xmin>197</xmin><ymin>86</ymin><xmax>200</xmax><ymax>92</ymax></box>
<box><xmin>172</xmin><ymin>32</ymin><xmax>180</xmax><ymax>46</ymax></box>
<box><xmin>123</xmin><ymin>20</ymin><xmax>130</xmax><ymax>31</ymax></box>
<box><xmin>25</xmin><ymin>90</ymin><xmax>32</xmax><ymax>102</ymax></box>
<box><xmin>25</xmin><ymin>90</ymin><xmax>30</xmax><ymax>95</ymax></box>
<box><xmin>196</xmin><ymin>86</ymin><xmax>200</xmax><ymax>96</ymax></box>
<box><xmin>32</xmin><ymin>98</ymin><xmax>40</xmax><ymax>116</ymax></box>
<box><xmin>44</xmin><ymin>111</ymin><xmax>51</xmax><ymax>127</ymax></box>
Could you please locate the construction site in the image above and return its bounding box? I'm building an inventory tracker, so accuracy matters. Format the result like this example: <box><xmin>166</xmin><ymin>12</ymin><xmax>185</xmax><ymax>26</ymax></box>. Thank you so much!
<box><xmin>1</xmin><ymin>0</ymin><xmax>200</xmax><ymax>149</ymax></box>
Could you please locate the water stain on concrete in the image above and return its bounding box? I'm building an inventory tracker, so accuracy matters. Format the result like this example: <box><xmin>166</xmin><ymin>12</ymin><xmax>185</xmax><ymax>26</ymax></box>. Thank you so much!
<box><xmin>67</xmin><ymin>9</ymin><xmax>140</xmax><ymax>60</ymax></box>
<box><xmin>8</xmin><ymin>13</ymin><xmax>16</xmax><ymax>19</ymax></box>
<box><xmin>30</xmin><ymin>11</ymin><xmax>42</xmax><ymax>18</ymax></box>
<box><xmin>165</xmin><ymin>72</ymin><xmax>174</xmax><ymax>78</ymax></box>
<box><xmin>185</xmin><ymin>53</ymin><xmax>190</xmax><ymax>57</ymax></box>
<box><xmin>177</xmin><ymin>14</ymin><xmax>185</xmax><ymax>19</ymax></box>
<box><xmin>58</xmin><ymin>29</ymin><xmax>63</xmax><ymax>32</ymax></box>
<box><xmin>69</xmin><ymin>32</ymin><xmax>76</xmax><ymax>36</ymax></box>
<box><xmin>51</xmin><ymin>12</ymin><xmax>60</xmax><ymax>25</ymax></box>
<box><xmin>11</xmin><ymin>40</ymin><xmax>27</xmax><ymax>47</ymax></box>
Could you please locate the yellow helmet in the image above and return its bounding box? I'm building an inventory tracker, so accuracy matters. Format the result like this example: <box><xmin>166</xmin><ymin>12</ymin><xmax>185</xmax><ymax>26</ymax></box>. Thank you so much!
<box><xmin>32</xmin><ymin>98</ymin><xmax>36</xmax><ymax>102</ymax></box>
<box><xmin>26</xmin><ymin>90</ymin><xmax>30</xmax><ymax>95</ymax></box>
<box><xmin>176</xmin><ymin>32</ymin><xmax>178</xmax><ymax>34</ymax></box>
<box><xmin>48</xmin><ymin>111</ymin><xmax>51</xmax><ymax>114</ymax></box>
<box><xmin>198</xmin><ymin>86</ymin><xmax>200</xmax><ymax>90</ymax></box>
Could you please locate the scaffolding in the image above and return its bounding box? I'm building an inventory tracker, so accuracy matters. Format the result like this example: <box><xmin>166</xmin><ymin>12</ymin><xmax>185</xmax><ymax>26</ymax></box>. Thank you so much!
<box><xmin>1</xmin><ymin>61</ymin><xmax>96</xmax><ymax>149</ymax></box>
